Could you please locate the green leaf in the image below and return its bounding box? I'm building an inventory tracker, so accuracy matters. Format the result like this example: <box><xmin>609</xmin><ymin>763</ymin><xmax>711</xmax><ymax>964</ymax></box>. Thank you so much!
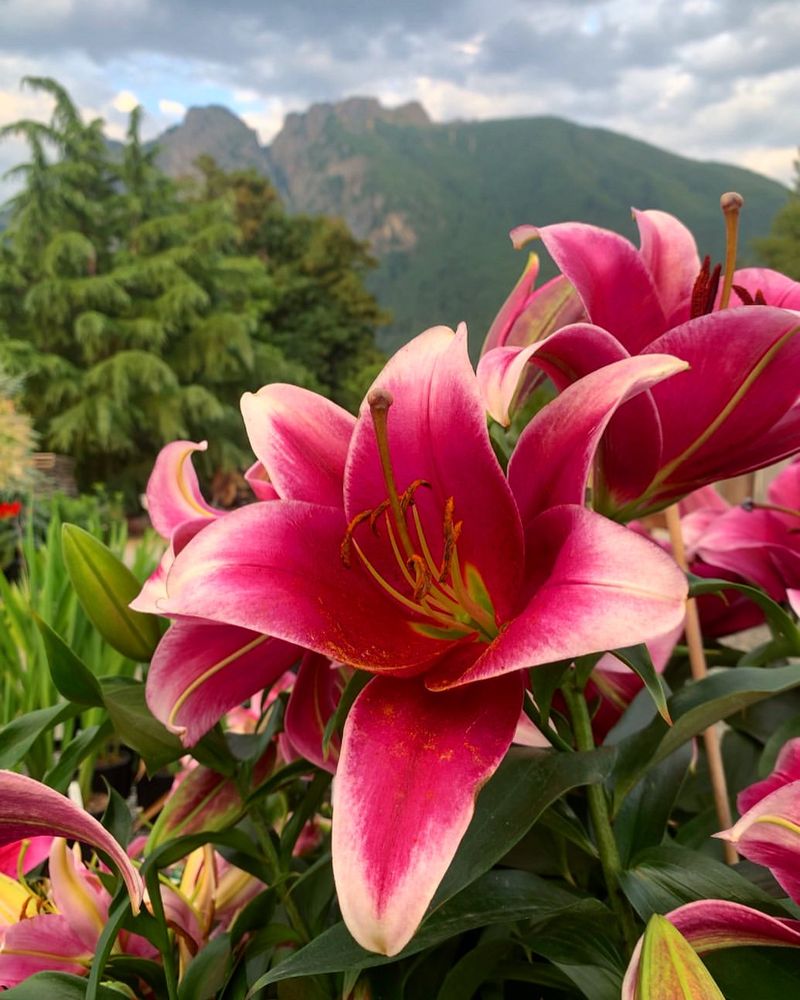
<box><xmin>250</xmin><ymin>869</ymin><xmax>606</xmax><ymax>987</ymax></box>
<box><xmin>2</xmin><ymin>972</ymin><xmax>123</xmax><ymax>998</ymax></box>
<box><xmin>612</xmin><ymin>663</ymin><xmax>800</xmax><ymax>808</ymax></box>
<box><xmin>322</xmin><ymin>668</ymin><xmax>370</xmax><ymax>754</ymax></box>
<box><xmin>434</xmin><ymin>745</ymin><xmax>615</xmax><ymax>904</ymax></box>
<box><xmin>688</xmin><ymin>575</ymin><xmax>800</xmax><ymax>652</ymax></box>
<box><xmin>619</xmin><ymin>844</ymin><xmax>786</xmax><ymax>922</ymax></box>
<box><xmin>43</xmin><ymin>719</ymin><xmax>113</xmax><ymax>793</ymax></box>
<box><xmin>528</xmin><ymin>661</ymin><xmax>570</xmax><ymax>727</ymax></box>
<box><xmin>0</xmin><ymin>702</ymin><xmax>80</xmax><ymax>770</ymax></box>
<box><xmin>62</xmin><ymin>522</ymin><xmax>160</xmax><ymax>661</ymax></box>
<box><xmin>35</xmin><ymin>616</ymin><xmax>104</xmax><ymax>706</ymax></box>
<box><xmin>609</xmin><ymin>644</ymin><xmax>671</xmax><ymax>724</ymax></box>
<box><xmin>614</xmin><ymin>742</ymin><xmax>693</xmax><ymax>866</ymax></box>
<box><xmin>704</xmin><ymin>947</ymin><xmax>800</xmax><ymax>999</ymax></box>
<box><xmin>101</xmin><ymin>783</ymin><xmax>134</xmax><ymax>849</ymax></box>
<box><xmin>100</xmin><ymin>677</ymin><xmax>183</xmax><ymax>771</ymax></box>
<box><xmin>179</xmin><ymin>934</ymin><xmax>233</xmax><ymax>1000</ymax></box>
<box><xmin>435</xmin><ymin>940</ymin><xmax>513</xmax><ymax>1000</ymax></box>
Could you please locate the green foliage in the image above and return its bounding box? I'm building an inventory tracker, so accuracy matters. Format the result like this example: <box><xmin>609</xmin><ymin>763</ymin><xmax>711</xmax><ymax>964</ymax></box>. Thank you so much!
<box><xmin>0</xmin><ymin>79</ymin><xmax>384</xmax><ymax>504</ymax></box>
<box><xmin>756</xmin><ymin>153</ymin><xmax>800</xmax><ymax>278</ymax></box>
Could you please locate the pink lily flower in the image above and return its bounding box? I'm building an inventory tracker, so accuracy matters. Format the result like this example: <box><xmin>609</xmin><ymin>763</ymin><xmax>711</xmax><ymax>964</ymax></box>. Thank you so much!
<box><xmin>152</xmin><ymin>326</ymin><xmax>689</xmax><ymax>954</ymax></box>
<box><xmin>716</xmin><ymin>736</ymin><xmax>800</xmax><ymax>902</ymax></box>
<box><xmin>0</xmin><ymin>836</ymin><xmax>150</xmax><ymax>987</ymax></box>
<box><xmin>479</xmin><ymin>209</ymin><xmax>800</xmax><ymax>519</ymax></box>
<box><xmin>693</xmin><ymin>457</ymin><xmax>800</xmax><ymax>616</ymax></box>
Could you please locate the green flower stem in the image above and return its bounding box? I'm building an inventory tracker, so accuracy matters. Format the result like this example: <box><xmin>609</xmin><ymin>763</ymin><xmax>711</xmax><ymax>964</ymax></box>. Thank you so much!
<box><xmin>562</xmin><ymin>681</ymin><xmax>638</xmax><ymax>955</ymax></box>
<box><xmin>251</xmin><ymin>799</ymin><xmax>311</xmax><ymax>943</ymax></box>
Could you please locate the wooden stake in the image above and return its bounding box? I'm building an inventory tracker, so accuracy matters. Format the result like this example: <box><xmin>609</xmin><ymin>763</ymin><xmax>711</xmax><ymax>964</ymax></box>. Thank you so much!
<box><xmin>664</xmin><ymin>503</ymin><xmax>738</xmax><ymax>864</ymax></box>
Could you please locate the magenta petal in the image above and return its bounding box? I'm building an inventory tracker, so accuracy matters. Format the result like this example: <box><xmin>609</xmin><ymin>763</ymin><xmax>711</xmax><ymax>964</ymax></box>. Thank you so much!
<box><xmin>345</xmin><ymin>325</ymin><xmax>524</xmax><ymax>621</ymax></box>
<box><xmin>332</xmin><ymin>672</ymin><xmax>523</xmax><ymax>955</ymax></box>
<box><xmin>0</xmin><ymin>914</ymin><xmax>92</xmax><ymax>987</ymax></box>
<box><xmin>241</xmin><ymin>384</ymin><xmax>354</xmax><ymax>506</ymax></box>
<box><xmin>145</xmin><ymin>440</ymin><xmax>221</xmax><ymax>539</ymax></box>
<box><xmin>532</xmin><ymin>221</ymin><xmax>667</xmax><ymax>353</ymax></box>
<box><xmin>717</xmin><ymin>781</ymin><xmax>800</xmax><ymax>903</ymax></box>
<box><xmin>244</xmin><ymin>460</ymin><xmax>280</xmax><ymax>501</ymax></box>
<box><xmin>508</xmin><ymin>354</ymin><xmax>685</xmax><ymax>525</ymax></box>
<box><xmin>739</xmin><ymin>739</ymin><xmax>800</xmax><ymax>813</ymax></box>
<box><xmin>693</xmin><ymin>506</ymin><xmax>788</xmax><ymax>597</ymax></box>
<box><xmin>730</xmin><ymin>267</ymin><xmax>800</xmax><ymax>310</ymax></box>
<box><xmin>482</xmin><ymin>252</ymin><xmax>540</xmax><ymax>353</ymax></box>
<box><xmin>669</xmin><ymin>898</ymin><xmax>800</xmax><ymax>953</ymax></box>
<box><xmin>0</xmin><ymin>837</ymin><xmax>52</xmax><ymax>877</ymax></box>
<box><xmin>0</xmin><ymin>771</ymin><xmax>142</xmax><ymax>910</ymax></box>
<box><xmin>437</xmin><ymin>506</ymin><xmax>687</xmax><ymax>688</ymax></box>
<box><xmin>644</xmin><ymin>306</ymin><xmax>800</xmax><ymax>497</ymax></box>
<box><xmin>160</xmin><ymin>501</ymin><xmax>444</xmax><ymax>672</ymax></box>
<box><xmin>146</xmin><ymin>620</ymin><xmax>301</xmax><ymax>746</ymax></box>
<box><xmin>284</xmin><ymin>653</ymin><xmax>344</xmax><ymax>773</ymax></box>
<box><xmin>633</xmin><ymin>208</ymin><xmax>700</xmax><ymax>327</ymax></box>
<box><xmin>768</xmin><ymin>457</ymin><xmax>800</xmax><ymax>511</ymax></box>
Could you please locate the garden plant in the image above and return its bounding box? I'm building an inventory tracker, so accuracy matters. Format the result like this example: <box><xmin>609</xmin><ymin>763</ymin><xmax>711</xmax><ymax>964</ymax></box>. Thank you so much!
<box><xmin>2</xmin><ymin>192</ymin><xmax>800</xmax><ymax>999</ymax></box>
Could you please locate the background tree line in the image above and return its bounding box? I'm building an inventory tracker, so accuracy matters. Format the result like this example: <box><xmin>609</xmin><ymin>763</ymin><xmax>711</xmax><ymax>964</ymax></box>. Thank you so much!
<box><xmin>0</xmin><ymin>78</ymin><xmax>386</xmax><ymax>504</ymax></box>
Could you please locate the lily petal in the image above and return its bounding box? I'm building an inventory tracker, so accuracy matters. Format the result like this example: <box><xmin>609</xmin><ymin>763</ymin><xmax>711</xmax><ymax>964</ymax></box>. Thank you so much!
<box><xmin>284</xmin><ymin>653</ymin><xmax>344</xmax><ymax>773</ymax></box>
<box><xmin>508</xmin><ymin>354</ymin><xmax>685</xmax><ymax>526</ymax></box>
<box><xmin>244</xmin><ymin>460</ymin><xmax>280</xmax><ymax>501</ymax></box>
<box><xmin>738</xmin><ymin>738</ymin><xmax>800</xmax><ymax>813</ymax></box>
<box><xmin>345</xmin><ymin>325</ymin><xmax>524</xmax><ymax>620</ymax></box>
<box><xmin>431</xmin><ymin>506</ymin><xmax>687</xmax><ymax>688</ymax></box>
<box><xmin>730</xmin><ymin>267</ymin><xmax>800</xmax><ymax>310</ymax></box>
<box><xmin>241</xmin><ymin>384</ymin><xmax>355</xmax><ymax>506</ymax></box>
<box><xmin>48</xmin><ymin>838</ymin><xmax>108</xmax><ymax>951</ymax></box>
<box><xmin>523</xmin><ymin>221</ymin><xmax>667</xmax><ymax>353</ymax></box>
<box><xmin>145</xmin><ymin>440</ymin><xmax>221</xmax><ymax>539</ymax></box>
<box><xmin>0</xmin><ymin>914</ymin><xmax>92</xmax><ymax>987</ymax></box>
<box><xmin>716</xmin><ymin>781</ymin><xmax>800</xmax><ymax>904</ymax></box>
<box><xmin>633</xmin><ymin>208</ymin><xmax>700</xmax><ymax>327</ymax></box>
<box><xmin>642</xmin><ymin>306</ymin><xmax>800</xmax><ymax>503</ymax></box>
<box><xmin>0</xmin><ymin>837</ymin><xmax>52</xmax><ymax>878</ymax></box>
<box><xmin>332</xmin><ymin>672</ymin><xmax>523</xmax><ymax>955</ymax></box>
<box><xmin>0</xmin><ymin>771</ymin><xmax>142</xmax><ymax>911</ymax></box>
<box><xmin>160</xmin><ymin>501</ymin><xmax>445</xmax><ymax>673</ymax></box>
<box><xmin>146</xmin><ymin>619</ymin><xmax>301</xmax><ymax>746</ymax></box>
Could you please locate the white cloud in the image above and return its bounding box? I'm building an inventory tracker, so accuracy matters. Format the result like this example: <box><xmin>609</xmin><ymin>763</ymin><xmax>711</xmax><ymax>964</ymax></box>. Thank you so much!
<box><xmin>112</xmin><ymin>89</ymin><xmax>139</xmax><ymax>112</ymax></box>
<box><xmin>158</xmin><ymin>98</ymin><xmax>186</xmax><ymax>118</ymax></box>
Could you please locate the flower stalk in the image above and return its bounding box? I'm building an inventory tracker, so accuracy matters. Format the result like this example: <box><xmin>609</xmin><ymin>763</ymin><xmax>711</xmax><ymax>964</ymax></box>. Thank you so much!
<box><xmin>562</xmin><ymin>679</ymin><xmax>638</xmax><ymax>955</ymax></box>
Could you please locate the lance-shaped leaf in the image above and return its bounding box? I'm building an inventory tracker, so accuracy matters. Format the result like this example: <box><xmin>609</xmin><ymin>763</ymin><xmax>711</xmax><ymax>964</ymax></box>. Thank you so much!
<box><xmin>623</xmin><ymin>914</ymin><xmax>724</xmax><ymax>999</ymax></box>
<box><xmin>62</xmin><ymin>524</ymin><xmax>160</xmax><ymax>661</ymax></box>
<box><xmin>0</xmin><ymin>771</ymin><xmax>142</xmax><ymax>910</ymax></box>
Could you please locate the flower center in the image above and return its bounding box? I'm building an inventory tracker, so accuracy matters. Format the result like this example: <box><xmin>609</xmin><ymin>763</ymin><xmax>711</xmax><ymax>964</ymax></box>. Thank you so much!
<box><xmin>340</xmin><ymin>388</ymin><xmax>499</xmax><ymax>642</ymax></box>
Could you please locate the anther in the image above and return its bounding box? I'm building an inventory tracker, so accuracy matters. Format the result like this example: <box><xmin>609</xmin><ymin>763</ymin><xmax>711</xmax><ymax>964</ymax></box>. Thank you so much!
<box><xmin>408</xmin><ymin>554</ymin><xmax>432</xmax><ymax>600</ymax></box>
<box><xmin>368</xmin><ymin>499</ymin><xmax>390</xmax><ymax>532</ymax></box>
<box><xmin>400</xmin><ymin>479</ymin><xmax>432</xmax><ymax>513</ymax></box>
<box><xmin>341</xmin><ymin>510</ymin><xmax>373</xmax><ymax>567</ymax></box>
<box><xmin>690</xmin><ymin>257</ymin><xmax>721</xmax><ymax>318</ymax></box>
<box><xmin>720</xmin><ymin>191</ymin><xmax>744</xmax><ymax>309</ymax></box>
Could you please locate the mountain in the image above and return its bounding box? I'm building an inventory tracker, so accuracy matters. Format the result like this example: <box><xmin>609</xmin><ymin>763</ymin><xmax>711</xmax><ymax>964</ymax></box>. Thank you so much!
<box><xmin>151</xmin><ymin>99</ymin><xmax>791</xmax><ymax>354</ymax></box>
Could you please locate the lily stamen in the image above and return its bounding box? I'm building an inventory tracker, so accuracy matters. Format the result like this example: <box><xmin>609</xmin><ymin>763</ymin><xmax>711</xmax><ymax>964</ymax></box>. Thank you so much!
<box><xmin>368</xmin><ymin>388</ymin><xmax>416</xmax><ymax>559</ymax></box>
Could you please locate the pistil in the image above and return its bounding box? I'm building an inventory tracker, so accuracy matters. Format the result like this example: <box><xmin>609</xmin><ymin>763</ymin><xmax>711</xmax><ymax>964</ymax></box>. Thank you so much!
<box><xmin>719</xmin><ymin>191</ymin><xmax>744</xmax><ymax>309</ymax></box>
<box><xmin>368</xmin><ymin>389</ymin><xmax>416</xmax><ymax>558</ymax></box>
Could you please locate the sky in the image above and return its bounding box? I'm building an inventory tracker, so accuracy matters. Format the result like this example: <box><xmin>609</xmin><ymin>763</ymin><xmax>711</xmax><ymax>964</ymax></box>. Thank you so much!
<box><xmin>0</xmin><ymin>0</ymin><xmax>797</xmax><ymax>201</ymax></box>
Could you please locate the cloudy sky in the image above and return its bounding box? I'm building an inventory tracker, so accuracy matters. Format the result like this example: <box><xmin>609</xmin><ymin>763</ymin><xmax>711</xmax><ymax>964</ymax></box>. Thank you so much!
<box><xmin>0</xmin><ymin>0</ymin><xmax>797</xmax><ymax>199</ymax></box>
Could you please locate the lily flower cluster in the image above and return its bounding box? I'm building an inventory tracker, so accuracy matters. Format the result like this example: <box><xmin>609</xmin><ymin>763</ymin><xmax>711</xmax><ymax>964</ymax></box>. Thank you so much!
<box><xmin>2</xmin><ymin>200</ymin><xmax>800</xmax><ymax>989</ymax></box>
<box><xmin>127</xmin><ymin>200</ymin><xmax>800</xmax><ymax>955</ymax></box>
